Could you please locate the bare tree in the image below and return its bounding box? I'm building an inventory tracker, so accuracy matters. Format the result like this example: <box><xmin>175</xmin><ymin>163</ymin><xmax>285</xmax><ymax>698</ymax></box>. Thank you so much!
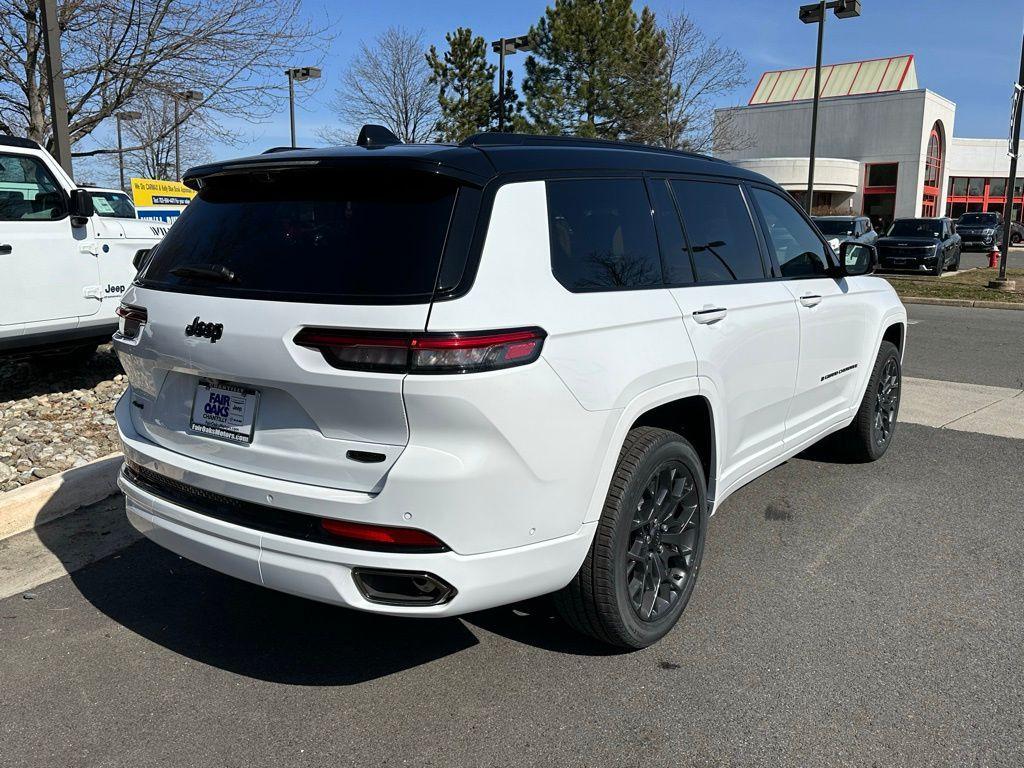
<box><xmin>119</xmin><ymin>92</ymin><xmax>213</xmax><ymax>180</ymax></box>
<box><xmin>0</xmin><ymin>0</ymin><xmax>332</xmax><ymax>151</ymax></box>
<box><xmin>656</xmin><ymin>11</ymin><xmax>749</xmax><ymax>153</ymax></box>
<box><xmin>319</xmin><ymin>26</ymin><xmax>438</xmax><ymax>144</ymax></box>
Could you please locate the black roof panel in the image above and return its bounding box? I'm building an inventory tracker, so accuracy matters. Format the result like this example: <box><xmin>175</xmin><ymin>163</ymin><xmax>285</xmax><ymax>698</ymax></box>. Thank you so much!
<box><xmin>183</xmin><ymin>133</ymin><xmax>768</xmax><ymax>188</ymax></box>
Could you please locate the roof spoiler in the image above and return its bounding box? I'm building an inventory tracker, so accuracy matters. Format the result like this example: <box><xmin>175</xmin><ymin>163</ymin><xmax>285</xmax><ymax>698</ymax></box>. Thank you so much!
<box><xmin>357</xmin><ymin>124</ymin><xmax>402</xmax><ymax>148</ymax></box>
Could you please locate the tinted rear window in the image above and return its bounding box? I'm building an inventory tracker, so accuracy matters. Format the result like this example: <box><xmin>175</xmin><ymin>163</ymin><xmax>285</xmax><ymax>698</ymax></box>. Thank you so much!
<box><xmin>138</xmin><ymin>170</ymin><xmax>460</xmax><ymax>303</ymax></box>
<box><xmin>547</xmin><ymin>178</ymin><xmax>663</xmax><ymax>292</ymax></box>
<box><xmin>671</xmin><ymin>180</ymin><xmax>765</xmax><ymax>282</ymax></box>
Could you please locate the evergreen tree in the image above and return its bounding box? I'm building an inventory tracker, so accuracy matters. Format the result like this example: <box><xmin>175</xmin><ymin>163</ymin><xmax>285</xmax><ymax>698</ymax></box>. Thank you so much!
<box><xmin>427</xmin><ymin>28</ymin><xmax>510</xmax><ymax>142</ymax></box>
<box><xmin>521</xmin><ymin>0</ymin><xmax>676</xmax><ymax>141</ymax></box>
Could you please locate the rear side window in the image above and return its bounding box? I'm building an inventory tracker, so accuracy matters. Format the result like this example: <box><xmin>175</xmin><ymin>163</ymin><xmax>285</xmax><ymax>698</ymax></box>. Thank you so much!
<box><xmin>139</xmin><ymin>169</ymin><xmax>461</xmax><ymax>303</ymax></box>
<box><xmin>647</xmin><ymin>179</ymin><xmax>694</xmax><ymax>285</ymax></box>
<box><xmin>670</xmin><ymin>180</ymin><xmax>764</xmax><ymax>282</ymax></box>
<box><xmin>750</xmin><ymin>187</ymin><xmax>830</xmax><ymax>278</ymax></box>
<box><xmin>547</xmin><ymin>178</ymin><xmax>663</xmax><ymax>292</ymax></box>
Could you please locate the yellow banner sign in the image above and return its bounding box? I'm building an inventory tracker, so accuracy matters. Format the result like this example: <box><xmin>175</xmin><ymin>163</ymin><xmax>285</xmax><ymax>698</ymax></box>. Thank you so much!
<box><xmin>130</xmin><ymin>178</ymin><xmax>196</xmax><ymax>208</ymax></box>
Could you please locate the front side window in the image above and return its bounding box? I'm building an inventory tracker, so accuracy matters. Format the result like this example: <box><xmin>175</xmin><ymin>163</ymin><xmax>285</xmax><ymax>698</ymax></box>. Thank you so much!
<box><xmin>89</xmin><ymin>191</ymin><xmax>137</xmax><ymax>218</ymax></box>
<box><xmin>671</xmin><ymin>180</ymin><xmax>764</xmax><ymax>282</ymax></box>
<box><xmin>547</xmin><ymin>178</ymin><xmax>663</xmax><ymax>292</ymax></box>
<box><xmin>0</xmin><ymin>152</ymin><xmax>67</xmax><ymax>221</ymax></box>
<box><xmin>752</xmin><ymin>187</ymin><xmax>830</xmax><ymax>278</ymax></box>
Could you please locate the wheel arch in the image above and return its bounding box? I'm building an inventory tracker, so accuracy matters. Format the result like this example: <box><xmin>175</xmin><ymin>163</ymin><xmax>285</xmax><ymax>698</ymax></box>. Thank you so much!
<box><xmin>583</xmin><ymin>380</ymin><xmax>720</xmax><ymax>525</ymax></box>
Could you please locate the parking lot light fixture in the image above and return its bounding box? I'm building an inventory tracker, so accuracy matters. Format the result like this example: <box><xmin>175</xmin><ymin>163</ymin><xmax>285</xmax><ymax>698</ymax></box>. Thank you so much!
<box><xmin>172</xmin><ymin>90</ymin><xmax>204</xmax><ymax>180</ymax></box>
<box><xmin>285</xmin><ymin>66</ymin><xmax>322</xmax><ymax>148</ymax></box>
<box><xmin>490</xmin><ymin>36</ymin><xmax>530</xmax><ymax>132</ymax></box>
<box><xmin>115</xmin><ymin>111</ymin><xmax>142</xmax><ymax>191</ymax></box>
<box><xmin>799</xmin><ymin>0</ymin><xmax>862</xmax><ymax>214</ymax></box>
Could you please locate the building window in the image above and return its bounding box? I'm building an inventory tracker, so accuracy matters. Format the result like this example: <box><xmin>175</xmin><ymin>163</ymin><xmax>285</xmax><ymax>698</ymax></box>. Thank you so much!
<box><xmin>866</xmin><ymin>163</ymin><xmax>898</xmax><ymax>188</ymax></box>
<box><xmin>968</xmin><ymin>177</ymin><xmax>985</xmax><ymax>196</ymax></box>
<box><xmin>946</xmin><ymin>175</ymin><xmax>1024</xmax><ymax>222</ymax></box>
<box><xmin>951</xmin><ymin>177</ymin><xmax>968</xmax><ymax>196</ymax></box>
<box><xmin>990</xmin><ymin>177</ymin><xmax>1008</xmax><ymax>197</ymax></box>
<box><xmin>921</xmin><ymin>123</ymin><xmax>944</xmax><ymax>218</ymax></box>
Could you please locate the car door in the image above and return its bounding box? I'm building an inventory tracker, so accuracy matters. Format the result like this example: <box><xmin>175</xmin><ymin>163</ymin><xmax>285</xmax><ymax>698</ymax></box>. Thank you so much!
<box><xmin>747</xmin><ymin>185</ymin><xmax>873</xmax><ymax>446</ymax></box>
<box><xmin>655</xmin><ymin>177</ymin><xmax>800</xmax><ymax>489</ymax></box>
<box><xmin>0</xmin><ymin>151</ymin><xmax>99</xmax><ymax>326</ymax></box>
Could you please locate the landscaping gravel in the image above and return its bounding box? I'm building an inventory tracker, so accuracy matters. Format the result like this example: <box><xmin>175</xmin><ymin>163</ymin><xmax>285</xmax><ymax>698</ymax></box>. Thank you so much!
<box><xmin>0</xmin><ymin>345</ymin><xmax>125</xmax><ymax>492</ymax></box>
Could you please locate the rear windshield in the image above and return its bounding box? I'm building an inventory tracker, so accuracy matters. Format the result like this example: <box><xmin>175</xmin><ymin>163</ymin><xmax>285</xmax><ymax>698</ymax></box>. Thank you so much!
<box><xmin>138</xmin><ymin>169</ymin><xmax>461</xmax><ymax>303</ymax></box>
<box><xmin>813</xmin><ymin>219</ymin><xmax>856</xmax><ymax>236</ymax></box>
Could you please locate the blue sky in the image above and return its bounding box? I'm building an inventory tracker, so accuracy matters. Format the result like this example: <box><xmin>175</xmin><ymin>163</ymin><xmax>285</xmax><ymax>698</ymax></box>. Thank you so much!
<box><xmin>95</xmin><ymin>0</ymin><xmax>1024</xmax><ymax>165</ymax></box>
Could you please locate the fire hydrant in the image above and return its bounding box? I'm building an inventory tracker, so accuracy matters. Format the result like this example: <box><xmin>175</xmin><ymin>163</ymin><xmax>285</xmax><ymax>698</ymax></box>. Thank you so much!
<box><xmin>988</xmin><ymin>247</ymin><xmax>1001</xmax><ymax>269</ymax></box>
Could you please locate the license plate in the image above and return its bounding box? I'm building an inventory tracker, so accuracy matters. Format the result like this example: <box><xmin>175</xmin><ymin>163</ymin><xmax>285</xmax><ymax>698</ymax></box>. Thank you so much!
<box><xmin>189</xmin><ymin>380</ymin><xmax>259</xmax><ymax>444</ymax></box>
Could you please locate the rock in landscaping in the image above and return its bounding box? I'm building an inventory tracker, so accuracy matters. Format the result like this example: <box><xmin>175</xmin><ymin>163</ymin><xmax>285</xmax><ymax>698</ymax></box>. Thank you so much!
<box><xmin>0</xmin><ymin>345</ymin><xmax>125</xmax><ymax>492</ymax></box>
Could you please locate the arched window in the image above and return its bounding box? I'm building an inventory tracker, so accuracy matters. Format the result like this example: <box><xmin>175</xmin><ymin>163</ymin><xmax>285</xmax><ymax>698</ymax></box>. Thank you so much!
<box><xmin>922</xmin><ymin>122</ymin><xmax>944</xmax><ymax>217</ymax></box>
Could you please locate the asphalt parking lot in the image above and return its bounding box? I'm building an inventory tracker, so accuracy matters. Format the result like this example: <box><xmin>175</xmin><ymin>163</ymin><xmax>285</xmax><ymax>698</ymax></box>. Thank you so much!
<box><xmin>1</xmin><ymin>303</ymin><xmax>1022</xmax><ymax>768</ymax></box>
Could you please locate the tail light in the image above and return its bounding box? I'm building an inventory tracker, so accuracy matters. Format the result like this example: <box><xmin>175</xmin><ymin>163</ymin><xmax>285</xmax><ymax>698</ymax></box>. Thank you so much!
<box><xmin>294</xmin><ymin>327</ymin><xmax>546</xmax><ymax>374</ymax></box>
<box><xmin>116</xmin><ymin>304</ymin><xmax>148</xmax><ymax>340</ymax></box>
<box><xmin>320</xmin><ymin>518</ymin><xmax>448</xmax><ymax>552</ymax></box>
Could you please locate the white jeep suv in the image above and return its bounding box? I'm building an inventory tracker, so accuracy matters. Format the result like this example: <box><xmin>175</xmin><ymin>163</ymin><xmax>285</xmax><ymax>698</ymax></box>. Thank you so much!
<box><xmin>113</xmin><ymin>130</ymin><xmax>906</xmax><ymax>649</ymax></box>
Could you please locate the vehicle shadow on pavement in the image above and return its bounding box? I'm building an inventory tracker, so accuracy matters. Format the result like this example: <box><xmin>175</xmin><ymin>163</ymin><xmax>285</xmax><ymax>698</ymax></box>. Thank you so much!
<box><xmin>32</xmin><ymin>490</ymin><xmax>482</xmax><ymax>685</ymax></box>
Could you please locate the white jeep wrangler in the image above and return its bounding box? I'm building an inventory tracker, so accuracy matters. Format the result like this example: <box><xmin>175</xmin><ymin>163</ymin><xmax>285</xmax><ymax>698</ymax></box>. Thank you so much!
<box><xmin>0</xmin><ymin>136</ymin><xmax>165</xmax><ymax>366</ymax></box>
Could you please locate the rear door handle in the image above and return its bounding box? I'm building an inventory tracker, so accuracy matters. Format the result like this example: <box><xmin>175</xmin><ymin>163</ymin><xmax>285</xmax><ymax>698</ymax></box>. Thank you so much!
<box><xmin>692</xmin><ymin>306</ymin><xmax>727</xmax><ymax>324</ymax></box>
<box><xmin>799</xmin><ymin>294</ymin><xmax>823</xmax><ymax>308</ymax></box>
<box><xmin>0</xmin><ymin>244</ymin><xmax>11</xmax><ymax>255</ymax></box>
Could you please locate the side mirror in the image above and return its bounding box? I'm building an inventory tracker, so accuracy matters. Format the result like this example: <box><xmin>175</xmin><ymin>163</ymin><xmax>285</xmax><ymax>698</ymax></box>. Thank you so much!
<box><xmin>838</xmin><ymin>241</ymin><xmax>877</xmax><ymax>277</ymax></box>
<box><xmin>69</xmin><ymin>188</ymin><xmax>94</xmax><ymax>227</ymax></box>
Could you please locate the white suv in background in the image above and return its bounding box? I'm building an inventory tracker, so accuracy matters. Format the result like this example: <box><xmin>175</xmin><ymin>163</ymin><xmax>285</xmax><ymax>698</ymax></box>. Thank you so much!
<box><xmin>113</xmin><ymin>130</ymin><xmax>906</xmax><ymax>649</ymax></box>
<box><xmin>0</xmin><ymin>136</ymin><xmax>165</xmax><ymax>365</ymax></box>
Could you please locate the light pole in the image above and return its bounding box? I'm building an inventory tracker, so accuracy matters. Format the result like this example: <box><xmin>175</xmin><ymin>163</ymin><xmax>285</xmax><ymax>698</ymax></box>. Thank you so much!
<box><xmin>798</xmin><ymin>0</ymin><xmax>861</xmax><ymax>214</ymax></box>
<box><xmin>994</xmin><ymin>28</ymin><xmax>1024</xmax><ymax>289</ymax></box>
<box><xmin>115</xmin><ymin>111</ymin><xmax>142</xmax><ymax>191</ymax></box>
<box><xmin>172</xmin><ymin>89</ymin><xmax>204</xmax><ymax>180</ymax></box>
<box><xmin>284</xmin><ymin>66</ymin><xmax>322</xmax><ymax>148</ymax></box>
<box><xmin>490</xmin><ymin>36</ymin><xmax>530</xmax><ymax>132</ymax></box>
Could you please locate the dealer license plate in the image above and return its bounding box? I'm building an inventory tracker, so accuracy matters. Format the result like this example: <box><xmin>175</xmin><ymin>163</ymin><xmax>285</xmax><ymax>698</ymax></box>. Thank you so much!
<box><xmin>189</xmin><ymin>380</ymin><xmax>259</xmax><ymax>444</ymax></box>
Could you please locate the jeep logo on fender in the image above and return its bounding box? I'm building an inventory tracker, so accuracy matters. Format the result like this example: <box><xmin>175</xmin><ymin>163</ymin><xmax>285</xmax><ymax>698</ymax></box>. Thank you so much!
<box><xmin>185</xmin><ymin>317</ymin><xmax>223</xmax><ymax>343</ymax></box>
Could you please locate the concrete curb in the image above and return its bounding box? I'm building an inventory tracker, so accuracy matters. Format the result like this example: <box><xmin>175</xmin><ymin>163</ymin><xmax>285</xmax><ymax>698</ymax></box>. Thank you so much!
<box><xmin>0</xmin><ymin>453</ymin><xmax>122</xmax><ymax>541</ymax></box>
<box><xmin>901</xmin><ymin>296</ymin><xmax>1024</xmax><ymax>310</ymax></box>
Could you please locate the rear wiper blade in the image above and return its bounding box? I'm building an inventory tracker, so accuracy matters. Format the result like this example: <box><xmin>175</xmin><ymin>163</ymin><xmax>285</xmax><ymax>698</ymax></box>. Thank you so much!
<box><xmin>170</xmin><ymin>264</ymin><xmax>239</xmax><ymax>283</ymax></box>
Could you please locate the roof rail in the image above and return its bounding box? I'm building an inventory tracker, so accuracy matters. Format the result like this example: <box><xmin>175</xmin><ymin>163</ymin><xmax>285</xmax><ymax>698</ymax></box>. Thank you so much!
<box><xmin>458</xmin><ymin>132</ymin><xmax>722</xmax><ymax>162</ymax></box>
<box><xmin>0</xmin><ymin>135</ymin><xmax>43</xmax><ymax>150</ymax></box>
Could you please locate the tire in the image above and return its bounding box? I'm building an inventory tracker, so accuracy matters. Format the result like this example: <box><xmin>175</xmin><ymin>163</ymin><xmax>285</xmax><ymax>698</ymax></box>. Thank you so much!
<box><xmin>1012</xmin><ymin>233</ymin><xmax>1021</xmax><ymax>246</ymax></box>
<box><xmin>952</xmin><ymin>249</ymin><xmax>961</xmax><ymax>271</ymax></box>
<box><xmin>932</xmin><ymin>253</ymin><xmax>944</xmax><ymax>276</ymax></box>
<box><xmin>554</xmin><ymin>427</ymin><xmax>708</xmax><ymax>649</ymax></box>
<box><xmin>30</xmin><ymin>343</ymin><xmax>98</xmax><ymax>371</ymax></box>
<box><xmin>843</xmin><ymin>341</ymin><xmax>901</xmax><ymax>462</ymax></box>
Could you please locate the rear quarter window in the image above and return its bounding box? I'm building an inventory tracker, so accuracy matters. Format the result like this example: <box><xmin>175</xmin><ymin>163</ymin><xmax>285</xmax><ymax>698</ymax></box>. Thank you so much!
<box><xmin>138</xmin><ymin>169</ymin><xmax>462</xmax><ymax>304</ymax></box>
<box><xmin>546</xmin><ymin>178</ymin><xmax>663</xmax><ymax>292</ymax></box>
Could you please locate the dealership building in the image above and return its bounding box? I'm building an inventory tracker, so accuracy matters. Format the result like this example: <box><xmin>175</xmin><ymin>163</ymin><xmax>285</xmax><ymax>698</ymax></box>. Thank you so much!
<box><xmin>714</xmin><ymin>55</ymin><xmax>1020</xmax><ymax>230</ymax></box>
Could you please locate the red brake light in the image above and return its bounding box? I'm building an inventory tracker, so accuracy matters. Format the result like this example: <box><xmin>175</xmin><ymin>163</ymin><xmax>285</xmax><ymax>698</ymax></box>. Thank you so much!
<box><xmin>320</xmin><ymin>519</ymin><xmax>448</xmax><ymax>551</ymax></box>
<box><xmin>294</xmin><ymin>327</ymin><xmax>546</xmax><ymax>374</ymax></box>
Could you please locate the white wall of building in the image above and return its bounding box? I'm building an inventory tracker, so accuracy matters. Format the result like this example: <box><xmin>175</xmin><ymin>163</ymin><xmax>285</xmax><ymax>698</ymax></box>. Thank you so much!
<box><xmin>732</xmin><ymin>157</ymin><xmax>861</xmax><ymax>211</ymax></box>
<box><xmin>716</xmin><ymin>89</ymin><xmax>956</xmax><ymax>219</ymax></box>
<box><xmin>947</xmin><ymin>137</ymin><xmax>1011</xmax><ymax>177</ymax></box>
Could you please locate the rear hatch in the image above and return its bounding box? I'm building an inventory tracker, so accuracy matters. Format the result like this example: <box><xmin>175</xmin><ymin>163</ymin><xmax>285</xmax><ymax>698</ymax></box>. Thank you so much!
<box><xmin>119</xmin><ymin>160</ymin><xmax>483</xmax><ymax>493</ymax></box>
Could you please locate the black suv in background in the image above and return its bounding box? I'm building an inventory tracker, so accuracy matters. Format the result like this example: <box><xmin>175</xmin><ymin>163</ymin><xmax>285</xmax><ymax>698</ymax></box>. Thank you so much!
<box><xmin>876</xmin><ymin>217</ymin><xmax>961</xmax><ymax>275</ymax></box>
<box><xmin>956</xmin><ymin>211</ymin><xmax>1024</xmax><ymax>250</ymax></box>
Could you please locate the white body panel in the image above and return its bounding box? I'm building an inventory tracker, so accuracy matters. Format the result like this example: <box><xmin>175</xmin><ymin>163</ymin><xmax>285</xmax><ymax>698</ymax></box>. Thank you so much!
<box><xmin>114</xmin><ymin>169</ymin><xmax>906</xmax><ymax>617</ymax></box>
<box><xmin>0</xmin><ymin>142</ymin><xmax>163</xmax><ymax>352</ymax></box>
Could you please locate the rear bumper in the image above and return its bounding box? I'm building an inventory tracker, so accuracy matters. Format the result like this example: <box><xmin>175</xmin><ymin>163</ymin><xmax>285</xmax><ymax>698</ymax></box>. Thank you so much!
<box><xmin>119</xmin><ymin>466</ymin><xmax>595</xmax><ymax>616</ymax></box>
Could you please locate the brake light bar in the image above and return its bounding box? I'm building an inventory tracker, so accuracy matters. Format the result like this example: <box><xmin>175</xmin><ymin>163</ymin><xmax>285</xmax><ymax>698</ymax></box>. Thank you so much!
<box><xmin>320</xmin><ymin>518</ymin><xmax>448</xmax><ymax>552</ymax></box>
<box><xmin>294</xmin><ymin>327</ymin><xmax>546</xmax><ymax>374</ymax></box>
<box><xmin>116</xmin><ymin>304</ymin><xmax>148</xmax><ymax>340</ymax></box>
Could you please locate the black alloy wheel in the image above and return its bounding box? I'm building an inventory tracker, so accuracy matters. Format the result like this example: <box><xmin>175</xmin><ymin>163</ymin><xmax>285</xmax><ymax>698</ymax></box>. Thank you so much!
<box><xmin>874</xmin><ymin>356</ymin><xmax>900</xmax><ymax>448</ymax></box>
<box><xmin>626</xmin><ymin>462</ymin><xmax>700</xmax><ymax>622</ymax></box>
